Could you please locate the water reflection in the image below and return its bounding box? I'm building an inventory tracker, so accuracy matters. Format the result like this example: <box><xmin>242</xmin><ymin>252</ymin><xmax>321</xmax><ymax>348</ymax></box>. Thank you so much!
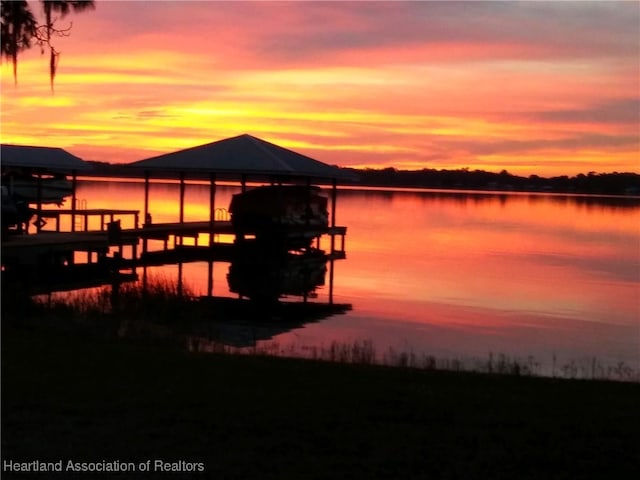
<box><xmin>337</xmin><ymin>186</ymin><xmax>640</xmax><ymax>210</ymax></box>
<box><xmin>185</xmin><ymin>299</ymin><xmax>351</xmax><ymax>349</ymax></box>
<box><xmin>12</xmin><ymin>178</ymin><xmax>640</xmax><ymax>373</ymax></box>
<box><xmin>131</xmin><ymin>257</ymin><xmax>351</xmax><ymax>349</ymax></box>
<box><xmin>136</xmin><ymin>245</ymin><xmax>335</xmax><ymax>305</ymax></box>
<box><xmin>228</xmin><ymin>245</ymin><xmax>328</xmax><ymax>303</ymax></box>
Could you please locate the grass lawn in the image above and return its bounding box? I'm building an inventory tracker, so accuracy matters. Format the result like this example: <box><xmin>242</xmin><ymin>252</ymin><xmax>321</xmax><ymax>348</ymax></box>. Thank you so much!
<box><xmin>2</xmin><ymin>325</ymin><xmax>639</xmax><ymax>479</ymax></box>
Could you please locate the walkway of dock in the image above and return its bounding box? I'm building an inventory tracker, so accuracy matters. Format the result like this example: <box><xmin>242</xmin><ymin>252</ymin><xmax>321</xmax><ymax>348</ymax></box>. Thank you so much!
<box><xmin>2</xmin><ymin>208</ymin><xmax>348</xmax><ymax>301</ymax></box>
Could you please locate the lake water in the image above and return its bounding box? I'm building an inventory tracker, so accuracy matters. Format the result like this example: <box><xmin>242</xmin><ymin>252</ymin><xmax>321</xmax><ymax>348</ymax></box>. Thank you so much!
<box><xmin>72</xmin><ymin>178</ymin><xmax>640</xmax><ymax>377</ymax></box>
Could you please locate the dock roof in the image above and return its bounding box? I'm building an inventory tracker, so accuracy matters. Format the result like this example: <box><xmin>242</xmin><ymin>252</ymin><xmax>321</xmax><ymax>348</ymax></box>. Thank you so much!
<box><xmin>129</xmin><ymin>134</ymin><xmax>354</xmax><ymax>181</ymax></box>
<box><xmin>1</xmin><ymin>144</ymin><xmax>91</xmax><ymax>172</ymax></box>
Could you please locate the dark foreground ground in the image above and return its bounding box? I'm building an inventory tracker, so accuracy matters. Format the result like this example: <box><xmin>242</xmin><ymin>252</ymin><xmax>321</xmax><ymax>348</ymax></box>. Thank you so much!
<box><xmin>2</xmin><ymin>326</ymin><xmax>639</xmax><ymax>479</ymax></box>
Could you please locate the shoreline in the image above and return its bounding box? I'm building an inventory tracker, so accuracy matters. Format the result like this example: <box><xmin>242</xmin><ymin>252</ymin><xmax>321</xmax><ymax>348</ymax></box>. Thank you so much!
<box><xmin>3</xmin><ymin>325</ymin><xmax>639</xmax><ymax>479</ymax></box>
<box><xmin>76</xmin><ymin>165</ymin><xmax>640</xmax><ymax>197</ymax></box>
<box><xmin>76</xmin><ymin>173</ymin><xmax>640</xmax><ymax>202</ymax></box>
<box><xmin>13</xmin><ymin>289</ymin><xmax>640</xmax><ymax>383</ymax></box>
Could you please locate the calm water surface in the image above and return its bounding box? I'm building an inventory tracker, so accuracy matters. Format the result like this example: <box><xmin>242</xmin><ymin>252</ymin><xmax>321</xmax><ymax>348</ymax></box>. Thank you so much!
<box><xmin>74</xmin><ymin>179</ymin><xmax>640</xmax><ymax>374</ymax></box>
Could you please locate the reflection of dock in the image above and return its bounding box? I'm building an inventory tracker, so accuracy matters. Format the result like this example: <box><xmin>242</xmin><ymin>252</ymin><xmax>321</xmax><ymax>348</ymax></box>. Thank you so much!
<box><xmin>27</xmin><ymin>268</ymin><xmax>137</xmax><ymax>296</ymax></box>
<box><xmin>2</xmin><ymin>231</ymin><xmax>111</xmax><ymax>256</ymax></box>
<box><xmin>128</xmin><ymin>244</ymin><xmax>345</xmax><ymax>268</ymax></box>
<box><xmin>185</xmin><ymin>297</ymin><xmax>352</xmax><ymax>348</ymax></box>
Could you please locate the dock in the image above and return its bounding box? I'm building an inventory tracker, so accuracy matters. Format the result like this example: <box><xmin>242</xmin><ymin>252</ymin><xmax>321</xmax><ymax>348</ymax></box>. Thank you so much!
<box><xmin>2</xmin><ymin>136</ymin><xmax>353</xmax><ymax>307</ymax></box>
<box><xmin>2</xmin><ymin>209</ymin><xmax>348</xmax><ymax>299</ymax></box>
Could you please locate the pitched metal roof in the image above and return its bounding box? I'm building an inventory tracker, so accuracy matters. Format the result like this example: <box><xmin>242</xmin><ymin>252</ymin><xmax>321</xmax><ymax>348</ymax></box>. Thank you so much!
<box><xmin>129</xmin><ymin>134</ymin><xmax>354</xmax><ymax>181</ymax></box>
<box><xmin>1</xmin><ymin>144</ymin><xmax>91</xmax><ymax>172</ymax></box>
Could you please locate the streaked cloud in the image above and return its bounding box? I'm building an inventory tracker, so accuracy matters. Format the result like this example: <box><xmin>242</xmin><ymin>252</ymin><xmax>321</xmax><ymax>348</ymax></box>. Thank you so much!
<box><xmin>1</xmin><ymin>0</ymin><xmax>638</xmax><ymax>175</ymax></box>
<box><xmin>532</xmin><ymin>98</ymin><xmax>640</xmax><ymax>125</ymax></box>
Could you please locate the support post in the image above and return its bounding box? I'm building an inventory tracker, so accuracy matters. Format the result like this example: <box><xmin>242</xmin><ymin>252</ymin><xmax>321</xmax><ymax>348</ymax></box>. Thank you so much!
<box><xmin>209</xmin><ymin>173</ymin><xmax>216</xmax><ymax>247</ymax></box>
<box><xmin>179</xmin><ymin>171</ymin><xmax>186</xmax><ymax>224</ymax></box>
<box><xmin>143</xmin><ymin>171</ymin><xmax>150</xmax><ymax>225</ymax></box>
<box><xmin>131</xmin><ymin>243</ymin><xmax>137</xmax><ymax>274</ymax></box>
<box><xmin>71</xmin><ymin>170</ymin><xmax>77</xmax><ymax>232</ymax></box>
<box><xmin>305</xmin><ymin>177</ymin><xmax>311</xmax><ymax>229</ymax></box>
<box><xmin>328</xmin><ymin>178</ymin><xmax>338</xmax><ymax>304</ymax></box>
<box><xmin>329</xmin><ymin>258</ymin><xmax>335</xmax><ymax>305</ymax></box>
<box><xmin>330</xmin><ymin>178</ymin><xmax>337</xmax><ymax>254</ymax></box>
<box><xmin>207</xmin><ymin>260</ymin><xmax>214</xmax><ymax>298</ymax></box>
<box><xmin>36</xmin><ymin>172</ymin><xmax>43</xmax><ymax>233</ymax></box>
<box><xmin>331</xmin><ymin>178</ymin><xmax>337</xmax><ymax>228</ymax></box>
<box><xmin>179</xmin><ymin>172</ymin><xmax>186</xmax><ymax>247</ymax></box>
<box><xmin>142</xmin><ymin>265</ymin><xmax>148</xmax><ymax>292</ymax></box>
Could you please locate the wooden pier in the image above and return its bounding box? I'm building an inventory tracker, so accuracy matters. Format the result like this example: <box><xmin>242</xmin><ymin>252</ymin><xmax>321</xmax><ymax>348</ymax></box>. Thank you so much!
<box><xmin>3</xmin><ymin>220</ymin><xmax>346</xmax><ymax>258</ymax></box>
<box><xmin>2</xmin><ymin>208</ymin><xmax>347</xmax><ymax>299</ymax></box>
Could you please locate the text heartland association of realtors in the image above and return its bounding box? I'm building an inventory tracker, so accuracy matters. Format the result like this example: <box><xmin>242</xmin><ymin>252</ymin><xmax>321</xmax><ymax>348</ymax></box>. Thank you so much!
<box><xmin>3</xmin><ymin>459</ymin><xmax>205</xmax><ymax>473</ymax></box>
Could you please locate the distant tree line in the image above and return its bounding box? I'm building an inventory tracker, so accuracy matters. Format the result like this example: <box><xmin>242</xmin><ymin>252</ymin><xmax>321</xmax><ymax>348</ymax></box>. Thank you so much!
<box><xmin>340</xmin><ymin>167</ymin><xmax>640</xmax><ymax>196</ymax></box>
<box><xmin>84</xmin><ymin>161</ymin><xmax>639</xmax><ymax>196</ymax></box>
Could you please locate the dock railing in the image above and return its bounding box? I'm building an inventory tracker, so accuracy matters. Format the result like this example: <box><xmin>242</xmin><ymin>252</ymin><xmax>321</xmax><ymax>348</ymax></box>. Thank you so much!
<box><xmin>39</xmin><ymin>208</ymin><xmax>140</xmax><ymax>233</ymax></box>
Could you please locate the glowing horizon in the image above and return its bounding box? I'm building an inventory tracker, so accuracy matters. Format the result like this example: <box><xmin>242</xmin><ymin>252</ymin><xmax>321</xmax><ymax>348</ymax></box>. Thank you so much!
<box><xmin>1</xmin><ymin>1</ymin><xmax>638</xmax><ymax>176</ymax></box>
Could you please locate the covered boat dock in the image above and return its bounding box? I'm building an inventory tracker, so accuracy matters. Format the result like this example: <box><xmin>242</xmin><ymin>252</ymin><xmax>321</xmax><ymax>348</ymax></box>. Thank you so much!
<box><xmin>2</xmin><ymin>135</ymin><xmax>354</xmax><ymax>303</ymax></box>
<box><xmin>128</xmin><ymin>133</ymin><xmax>353</xmax><ymax>234</ymax></box>
<box><xmin>1</xmin><ymin>144</ymin><xmax>92</xmax><ymax>234</ymax></box>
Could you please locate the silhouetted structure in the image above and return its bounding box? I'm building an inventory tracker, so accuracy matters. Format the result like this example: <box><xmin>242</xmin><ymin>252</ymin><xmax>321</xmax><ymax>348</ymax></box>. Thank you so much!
<box><xmin>1</xmin><ymin>135</ymin><xmax>351</xmax><ymax>317</ymax></box>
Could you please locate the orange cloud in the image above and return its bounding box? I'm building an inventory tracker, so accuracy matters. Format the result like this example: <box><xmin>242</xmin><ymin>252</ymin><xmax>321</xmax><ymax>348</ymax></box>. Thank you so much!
<box><xmin>1</xmin><ymin>1</ymin><xmax>638</xmax><ymax>176</ymax></box>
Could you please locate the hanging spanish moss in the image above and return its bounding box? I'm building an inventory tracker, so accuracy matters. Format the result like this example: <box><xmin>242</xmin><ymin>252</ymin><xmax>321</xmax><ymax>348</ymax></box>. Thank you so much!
<box><xmin>0</xmin><ymin>0</ymin><xmax>95</xmax><ymax>90</ymax></box>
<box><xmin>49</xmin><ymin>45</ymin><xmax>59</xmax><ymax>92</ymax></box>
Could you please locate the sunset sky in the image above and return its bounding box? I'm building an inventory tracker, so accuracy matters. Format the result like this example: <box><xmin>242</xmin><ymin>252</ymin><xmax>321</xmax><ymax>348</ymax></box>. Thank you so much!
<box><xmin>1</xmin><ymin>1</ymin><xmax>638</xmax><ymax>176</ymax></box>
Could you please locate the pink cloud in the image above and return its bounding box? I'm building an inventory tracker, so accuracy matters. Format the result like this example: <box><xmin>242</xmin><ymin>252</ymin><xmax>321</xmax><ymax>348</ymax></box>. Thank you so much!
<box><xmin>1</xmin><ymin>1</ymin><xmax>638</xmax><ymax>176</ymax></box>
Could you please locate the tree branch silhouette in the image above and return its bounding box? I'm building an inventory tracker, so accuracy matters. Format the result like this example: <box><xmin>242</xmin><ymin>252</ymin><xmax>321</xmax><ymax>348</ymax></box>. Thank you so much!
<box><xmin>1</xmin><ymin>0</ymin><xmax>95</xmax><ymax>91</ymax></box>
